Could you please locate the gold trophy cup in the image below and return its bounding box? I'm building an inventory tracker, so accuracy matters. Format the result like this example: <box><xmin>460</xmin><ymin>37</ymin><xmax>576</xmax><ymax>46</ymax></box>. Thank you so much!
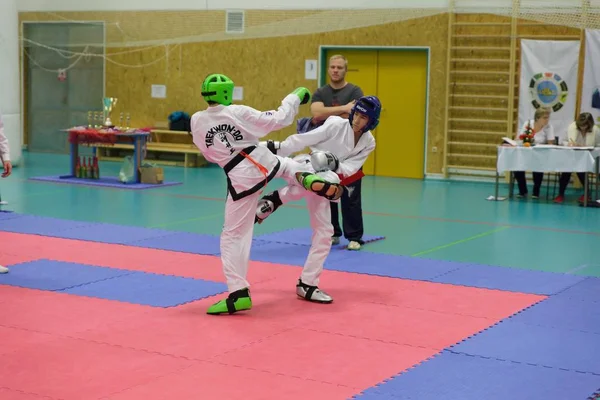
<box><xmin>102</xmin><ymin>97</ymin><xmax>118</xmax><ymax>127</ymax></box>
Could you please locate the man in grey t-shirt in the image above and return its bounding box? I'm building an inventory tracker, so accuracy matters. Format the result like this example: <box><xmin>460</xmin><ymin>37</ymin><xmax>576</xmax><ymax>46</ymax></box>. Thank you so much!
<box><xmin>310</xmin><ymin>56</ymin><xmax>363</xmax><ymax>126</ymax></box>
<box><xmin>309</xmin><ymin>55</ymin><xmax>366</xmax><ymax>250</ymax></box>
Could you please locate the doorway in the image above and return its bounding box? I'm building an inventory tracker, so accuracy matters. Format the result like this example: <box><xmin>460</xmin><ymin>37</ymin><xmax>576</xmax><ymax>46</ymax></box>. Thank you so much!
<box><xmin>319</xmin><ymin>46</ymin><xmax>430</xmax><ymax>179</ymax></box>
<box><xmin>22</xmin><ymin>22</ymin><xmax>105</xmax><ymax>154</ymax></box>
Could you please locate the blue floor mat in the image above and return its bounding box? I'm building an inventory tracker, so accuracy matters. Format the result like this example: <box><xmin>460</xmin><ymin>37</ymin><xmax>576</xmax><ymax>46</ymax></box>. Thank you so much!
<box><xmin>53</xmin><ymin>222</ymin><xmax>175</xmax><ymax>245</ymax></box>
<box><xmin>255</xmin><ymin>228</ymin><xmax>385</xmax><ymax>247</ymax></box>
<box><xmin>0</xmin><ymin>212</ymin><xmax>588</xmax><ymax>297</ymax></box>
<box><xmin>508</xmin><ymin>295</ymin><xmax>600</xmax><ymax>334</ymax></box>
<box><xmin>552</xmin><ymin>277</ymin><xmax>600</xmax><ymax>302</ymax></box>
<box><xmin>0</xmin><ymin>259</ymin><xmax>132</xmax><ymax>291</ymax></box>
<box><xmin>351</xmin><ymin>392</ymin><xmax>398</xmax><ymax>400</ymax></box>
<box><xmin>353</xmin><ymin>351</ymin><xmax>600</xmax><ymax>400</ymax></box>
<box><xmin>29</xmin><ymin>175</ymin><xmax>182</xmax><ymax>190</ymax></box>
<box><xmin>0</xmin><ymin>215</ymin><xmax>96</xmax><ymax>236</ymax></box>
<box><xmin>431</xmin><ymin>263</ymin><xmax>587</xmax><ymax>295</ymax></box>
<box><xmin>324</xmin><ymin>252</ymin><xmax>465</xmax><ymax>281</ymax></box>
<box><xmin>450</xmin><ymin>320</ymin><xmax>600</xmax><ymax>375</ymax></box>
<box><xmin>131</xmin><ymin>232</ymin><xmax>222</xmax><ymax>255</ymax></box>
<box><xmin>0</xmin><ymin>211</ymin><xmax>24</xmax><ymax>221</ymax></box>
<box><xmin>62</xmin><ymin>270</ymin><xmax>227</xmax><ymax>307</ymax></box>
<box><xmin>249</xmin><ymin>241</ymin><xmax>349</xmax><ymax>267</ymax></box>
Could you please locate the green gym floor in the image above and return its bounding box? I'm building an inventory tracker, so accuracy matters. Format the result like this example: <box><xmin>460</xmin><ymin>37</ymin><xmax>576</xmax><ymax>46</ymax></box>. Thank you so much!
<box><xmin>3</xmin><ymin>152</ymin><xmax>599</xmax><ymax>278</ymax></box>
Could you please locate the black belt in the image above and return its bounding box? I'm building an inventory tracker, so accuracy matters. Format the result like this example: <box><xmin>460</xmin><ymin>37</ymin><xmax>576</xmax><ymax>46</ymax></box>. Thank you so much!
<box><xmin>222</xmin><ymin>145</ymin><xmax>281</xmax><ymax>201</ymax></box>
<box><xmin>223</xmin><ymin>145</ymin><xmax>256</xmax><ymax>174</ymax></box>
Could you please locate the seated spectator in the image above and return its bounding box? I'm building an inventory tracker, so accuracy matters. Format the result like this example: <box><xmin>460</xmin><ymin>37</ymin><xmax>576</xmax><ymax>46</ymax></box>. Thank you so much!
<box><xmin>554</xmin><ymin>112</ymin><xmax>600</xmax><ymax>204</ymax></box>
<box><xmin>514</xmin><ymin>107</ymin><xmax>554</xmax><ymax>199</ymax></box>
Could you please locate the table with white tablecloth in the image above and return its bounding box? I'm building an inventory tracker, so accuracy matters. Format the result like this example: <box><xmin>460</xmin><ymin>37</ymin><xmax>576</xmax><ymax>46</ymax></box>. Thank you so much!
<box><xmin>494</xmin><ymin>145</ymin><xmax>600</xmax><ymax>206</ymax></box>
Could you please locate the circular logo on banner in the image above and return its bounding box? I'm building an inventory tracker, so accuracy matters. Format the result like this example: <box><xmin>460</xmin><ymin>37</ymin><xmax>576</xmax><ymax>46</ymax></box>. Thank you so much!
<box><xmin>529</xmin><ymin>72</ymin><xmax>568</xmax><ymax>112</ymax></box>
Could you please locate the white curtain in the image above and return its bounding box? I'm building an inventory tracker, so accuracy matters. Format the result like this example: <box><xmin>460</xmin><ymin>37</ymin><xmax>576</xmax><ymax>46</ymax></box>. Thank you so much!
<box><xmin>518</xmin><ymin>39</ymin><xmax>580</xmax><ymax>141</ymax></box>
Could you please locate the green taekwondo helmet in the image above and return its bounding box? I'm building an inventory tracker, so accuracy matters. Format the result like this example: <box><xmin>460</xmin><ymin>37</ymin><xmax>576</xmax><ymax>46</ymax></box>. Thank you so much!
<box><xmin>201</xmin><ymin>73</ymin><xmax>234</xmax><ymax>106</ymax></box>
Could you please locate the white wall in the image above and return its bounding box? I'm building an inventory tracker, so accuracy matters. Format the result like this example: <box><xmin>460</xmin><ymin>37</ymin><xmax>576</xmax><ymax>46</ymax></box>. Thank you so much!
<box><xmin>1</xmin><ymin>0</ymin><xmax>22</xmax><ymax>166</ymax></box>
<box><xmin>17</xmin><ymin>0</ymin><xmax>449</xmax><ymax>12</ymax></box>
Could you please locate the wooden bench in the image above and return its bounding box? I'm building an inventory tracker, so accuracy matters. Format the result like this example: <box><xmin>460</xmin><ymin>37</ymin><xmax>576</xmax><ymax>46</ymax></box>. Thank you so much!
<box><xmin>95</xmin><ymin>129</ymin><xmax>208</xmax><ymax>167</ymax></box>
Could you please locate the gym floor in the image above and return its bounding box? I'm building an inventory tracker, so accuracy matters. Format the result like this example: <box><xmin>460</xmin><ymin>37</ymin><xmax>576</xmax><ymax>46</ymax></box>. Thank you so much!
<box><xmin>1</xmin><ymin>152</ymin><xmax>599</xmax><ymax>400</ymax></box>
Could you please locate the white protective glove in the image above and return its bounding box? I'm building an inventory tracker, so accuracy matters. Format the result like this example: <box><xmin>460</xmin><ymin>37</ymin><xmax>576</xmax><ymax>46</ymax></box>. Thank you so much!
<box><xmin>310</xmin><ymin>151</ymin><xmax>339</xmax><ymax>173</ymax></box>
<box><xmin>258</xmin><ymin>140</ymin><xmax>280</xmax><ymax>155</ymax></box>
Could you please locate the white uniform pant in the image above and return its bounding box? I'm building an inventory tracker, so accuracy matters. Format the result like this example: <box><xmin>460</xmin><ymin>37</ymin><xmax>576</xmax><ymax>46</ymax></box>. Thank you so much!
<box><xmin>277</xmin><ymin>154</ymin><xmax>337</xmax><ymax>287</ymax></box>
<box><xmin>220</xmin><ymin>156</ymin><xmax>312</xmax><ymax>293</ymax></box>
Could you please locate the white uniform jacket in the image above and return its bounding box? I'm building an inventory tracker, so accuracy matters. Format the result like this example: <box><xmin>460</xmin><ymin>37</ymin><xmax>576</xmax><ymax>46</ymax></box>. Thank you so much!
<box><xmin>277</xmin><ymin>116</ymin><xmax>375</xmax><ymax>180</ymax></box>
<box><xmin>191</xmin><ymin>94</ymin><xmax>300</xmax><ymax>200</ymax></box>
<box><xmin>0</xmin><ymin>112</ymin><xmax>10</xmax><ymax>162</ymax></box>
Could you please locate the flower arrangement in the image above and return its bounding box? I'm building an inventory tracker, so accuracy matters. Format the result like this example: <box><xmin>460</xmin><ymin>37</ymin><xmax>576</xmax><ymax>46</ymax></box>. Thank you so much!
<box><xmin>519</xmin><ymin>122</ymin><xmax>535</xmax><ymax>147</ymax></box>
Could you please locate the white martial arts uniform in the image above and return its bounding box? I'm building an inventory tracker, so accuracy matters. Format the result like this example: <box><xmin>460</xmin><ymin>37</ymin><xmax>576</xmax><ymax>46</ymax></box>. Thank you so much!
<box><xmin>191</xmin><ymin>94</ymin><xmax>311</xmax><ymax>293</ymax></box>
<box><xmin>273</xmin><ymin>116</ymin><xmax>376</xmax><ymax>285</ymax></box>
<box><xmin>0</xmin><ymin>112</ymin><xmax>10</xmax><ymax>273</ymax></box>
<box><xmin>0</xmin><ymin>112</ymin><xmax>10</xmax><ymax>164</ymax></box>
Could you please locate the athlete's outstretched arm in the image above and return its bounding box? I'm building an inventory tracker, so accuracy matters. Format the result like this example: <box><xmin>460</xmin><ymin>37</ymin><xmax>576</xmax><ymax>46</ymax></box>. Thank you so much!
<box><xmin>276</xmin><ymin>123</ymin><xmax>336</xmax><ymax>157</ymax></box>
<box><xmin>233</xmin><ymin>88</ymin><xmax>311</xmax><ymax>139</ymax></box>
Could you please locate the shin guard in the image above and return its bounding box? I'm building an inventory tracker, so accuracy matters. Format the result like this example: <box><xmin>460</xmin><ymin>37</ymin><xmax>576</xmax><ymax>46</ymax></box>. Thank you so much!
<box><xmin>297</xmin><ymin>172</ymin><xmax>344</xmax><ymax>201</ymax></box>
<box><xmin>255</xmin><ymin>190</ymin><xmax>283</xmax><ymax>224</ymax></box>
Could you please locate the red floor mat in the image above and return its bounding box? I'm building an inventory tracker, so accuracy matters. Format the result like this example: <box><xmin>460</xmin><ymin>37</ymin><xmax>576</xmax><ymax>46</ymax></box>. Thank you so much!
<box><xmin>0</xmin><ymin>233</ymin><xmax>545</xmax><ymax>399</ymax></box>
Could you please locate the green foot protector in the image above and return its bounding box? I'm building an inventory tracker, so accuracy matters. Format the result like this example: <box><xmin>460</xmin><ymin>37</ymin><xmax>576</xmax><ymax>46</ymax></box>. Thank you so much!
<box><xmin>297</xmin><ymin>172</ymin><xmax>344</xmax><ymax>201</ymax></box>
<box><xmin>207</xmin><ymin>288</ymin><xmax>252</xmax><ymax>315</ymax></box>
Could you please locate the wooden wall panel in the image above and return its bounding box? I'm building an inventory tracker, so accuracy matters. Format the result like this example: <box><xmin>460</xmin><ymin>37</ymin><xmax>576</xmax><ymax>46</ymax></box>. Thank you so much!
<box><xmin>19</xmin><ymin>11</ymin><xmax>449</xmax><ymax>174</ymax></box>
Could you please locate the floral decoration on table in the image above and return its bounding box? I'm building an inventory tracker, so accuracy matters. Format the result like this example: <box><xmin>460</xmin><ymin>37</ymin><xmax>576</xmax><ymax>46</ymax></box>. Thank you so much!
<box><xmin>519</xmin><ymin>122</ymin><xmax>535</xmax><ymax>147</ymax></box>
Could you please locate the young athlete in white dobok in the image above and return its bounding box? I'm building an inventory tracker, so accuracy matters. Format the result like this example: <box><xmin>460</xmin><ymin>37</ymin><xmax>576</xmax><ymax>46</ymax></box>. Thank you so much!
<box><xmin>255</xmin><ymin>96</ymin><xmax>381</xmax><ymax>303</ymax></box>
<box><xmin>0</xmin><ymin>110</ymin><xmax>13</xmax><ymax>274</ymax></box>
<box><xmin>190</xmin><ymin>73</ymin><xmax>344</xmax><ymax>315</ymax></box>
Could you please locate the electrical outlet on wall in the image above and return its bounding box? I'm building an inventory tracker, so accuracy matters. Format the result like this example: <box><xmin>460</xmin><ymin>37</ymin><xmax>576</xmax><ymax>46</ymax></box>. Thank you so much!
<box><xmin>432</xmin><ymin>146</ymin><xmax>438</xmax><ymax>153</ymax></box>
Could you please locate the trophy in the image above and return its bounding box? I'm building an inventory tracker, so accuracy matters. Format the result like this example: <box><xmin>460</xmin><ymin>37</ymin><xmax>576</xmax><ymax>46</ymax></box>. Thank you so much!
<box><xmin>94</xmin><ymin>111</ymin><xmax>101</xmax><ymax>128</ymax></box>
<box><xmin>102</xmin><ymin>97</ymin><xmax>118</xmax><ymax>127</ymax></box>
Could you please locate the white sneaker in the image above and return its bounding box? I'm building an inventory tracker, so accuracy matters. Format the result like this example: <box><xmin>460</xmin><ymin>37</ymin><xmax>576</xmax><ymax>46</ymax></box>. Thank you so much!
<box><xmin>296</xmin><ymin>279</ymin><xmax>333</xmax><ymax>303</ymax></box>
<box><xmin>347</xmin><ymin>241</ymin><xmax>361</xmax><ymax>251</ymax></box>
<box><xmin>0</xmin><ymin>265</ymin><xmax>9</xmax><ymax>273</ymax></box>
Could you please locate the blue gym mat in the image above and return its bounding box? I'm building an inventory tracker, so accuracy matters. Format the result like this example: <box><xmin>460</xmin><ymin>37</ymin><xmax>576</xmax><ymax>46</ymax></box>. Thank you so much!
<box><xmin>508</xmin><ymin>295</ymin><xmax>600</xmax><ymax>334</ymax></box>
<box><xmin>553</xmin><ymin>277</ymin><xmax>600</xmax><ymax>302</ymax></box>
<box><xmin>353</xmin><ymin>351</ymin><xmax>600</xmax><ymax>400</ymax></box>
<box><xmin>351</xmin><ymin>392</ymin><xmax>398</xmax><ymax>400</ymax></box>
<box><xmin>249</xmin><ymin>241</ymin><xmax>349</xmax><ymax>266</ymax></box>
<box><xmin>0</xmin><ymin>212</ymin><xmax>592</xmax><ymax>296</ymax></box>
<box><xmin>324</xmin><ymin>252</ymin><xmax>465</xmax><ymax>281</ymax></box>
<box><xmin>29</xmin><ymin>175</ymin><xmax>182</xmax><ymax>190</ymax></box>
<box><xmin>1</xmin><ymin>259</ymin><xmax>227</xmax><ymax>307</ymax></box>
<box><xmin>431</xmin><ymin>263</ymin><xmax>588</xmax><ymax>295</ymax></box>
<box><xmin>0</xmin><ymin>210</ymin><xmax>23</xmax><ymax>221</ymax></box>
<box><xmin>62</xmin><ymin>270</ymin><xmax>227</xmax><ymax>307</ymax></box>
<box><xmin>0</xmin><ymin>214</ymin><xmax>96</xmax><ymax>236</ymax></box>
<box><xmin>450</xmin><ymin>320</ymin><xmax>600</xmax><ymax>375</ymax></box>
<box><xmin>255</xmin><ymin>228</ymin><xmax>385</xmax><ymax>247</ymax></box>
<box><xmin>131</xmin><ymin>232</ymin><xmax>223</xmax><ymax>255</ymax></box>
<box><xmin>52</xmin><ymin>222</ymin><xmax>176</xmax><ymax>245</ymax></box>
<box><xmin>0</xmin><ymin>259</ymin><xmax>132</xmax><ymax>291</ymax></box>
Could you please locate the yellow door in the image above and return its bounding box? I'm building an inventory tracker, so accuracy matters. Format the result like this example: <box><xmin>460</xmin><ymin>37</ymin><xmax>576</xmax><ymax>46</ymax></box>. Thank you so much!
<box><xmin>375</xmin><ymin>51</ymin><xmax>428</xmax><ymax>179</ymax></box>
<box><xmin>324</xmin><ymin>50</ymin><xmax>378</xmax><ymax>175</ymax></box>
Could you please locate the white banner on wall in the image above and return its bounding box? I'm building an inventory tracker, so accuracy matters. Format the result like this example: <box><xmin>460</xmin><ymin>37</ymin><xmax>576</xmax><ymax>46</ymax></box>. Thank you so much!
<box><xmin>580</xmin><ymin>29</ymin><xmax>600</xmax><ymax>126</ymax></box>
<box><xmin>517</xmin><ymin>39</ymin><xmax>580</xmax><ymax>141</ymax></box>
